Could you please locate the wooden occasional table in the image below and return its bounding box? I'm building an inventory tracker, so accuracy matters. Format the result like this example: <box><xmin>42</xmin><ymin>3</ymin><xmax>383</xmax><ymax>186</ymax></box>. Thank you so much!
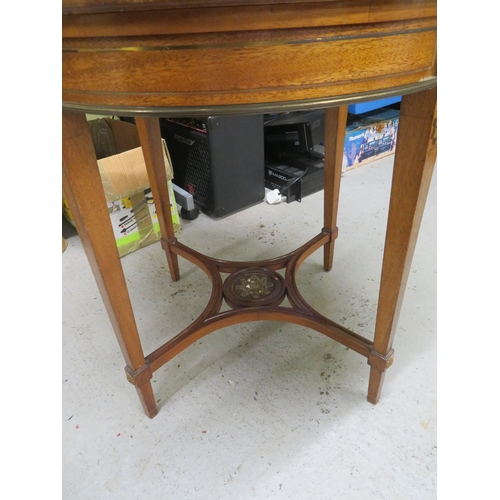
<box><xmin>62</xmin><ymin>0</ymin><xmax>437</xmax><ymax>418</ymax></box>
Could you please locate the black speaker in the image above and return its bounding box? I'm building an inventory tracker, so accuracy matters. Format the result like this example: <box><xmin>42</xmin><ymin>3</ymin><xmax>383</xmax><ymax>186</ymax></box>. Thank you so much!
<box><xmin>160</xmin><ymin>115</ymin><xmax>265</xmax><ymax>218</ymax></box>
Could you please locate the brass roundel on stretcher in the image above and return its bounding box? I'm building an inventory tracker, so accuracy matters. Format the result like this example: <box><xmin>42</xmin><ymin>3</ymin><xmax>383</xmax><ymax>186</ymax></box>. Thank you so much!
<box><xmin>223</xmin><ymin>268</ymin><xmax>286</xmax><ymax>309</ymax></box>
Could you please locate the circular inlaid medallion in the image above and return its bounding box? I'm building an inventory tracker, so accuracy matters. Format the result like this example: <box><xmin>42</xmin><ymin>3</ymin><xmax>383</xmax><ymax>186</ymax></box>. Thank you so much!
<box><xmin>223</xmin><ymin>268</ymin><xmax>286</xmax><ymax>308</ymax></box>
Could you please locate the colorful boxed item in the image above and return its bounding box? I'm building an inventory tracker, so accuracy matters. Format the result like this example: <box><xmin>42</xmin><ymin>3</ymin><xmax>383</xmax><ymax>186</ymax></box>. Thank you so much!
<box><xmin>104</xmin><ymin>180</ymin><xmax>180</xmax><ymax>258</ymax></box>
<box><xmin>342</xmin><ymin>108</ymin><xmax>399</xmax><ymax>171</ymax></box>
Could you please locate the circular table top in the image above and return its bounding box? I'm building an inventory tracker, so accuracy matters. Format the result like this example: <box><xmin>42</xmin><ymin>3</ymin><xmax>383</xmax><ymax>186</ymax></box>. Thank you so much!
<box><xmin>62</xmin><ymin>0</ymin><xmax>437</xmax><ymax>115</ymax></box>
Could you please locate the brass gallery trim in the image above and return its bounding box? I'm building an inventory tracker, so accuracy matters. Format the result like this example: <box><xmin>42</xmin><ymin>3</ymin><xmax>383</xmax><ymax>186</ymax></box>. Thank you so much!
<box><xmin>63</xmin><ymin>26</ymin><xmax>435</xmax><ymax>53</ymax></box>
<box><xmin>62</xmin><ymin>79</ymin><xmax>437</xmax><ymax>117</ymax></box>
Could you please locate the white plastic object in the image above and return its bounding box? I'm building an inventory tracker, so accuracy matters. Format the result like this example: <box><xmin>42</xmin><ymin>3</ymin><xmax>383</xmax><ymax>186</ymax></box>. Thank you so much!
<box><xmin>266</xmin><ymin>189</ymin><xmax>283</xmax><ymax>205</ymax></box>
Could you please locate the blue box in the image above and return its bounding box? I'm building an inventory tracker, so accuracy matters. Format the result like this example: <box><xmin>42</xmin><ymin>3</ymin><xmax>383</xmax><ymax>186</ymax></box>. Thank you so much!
<box><xmin>348</xmin><ymin>96</ymin><xmax>401</xmax><ymax>115</ymax></box>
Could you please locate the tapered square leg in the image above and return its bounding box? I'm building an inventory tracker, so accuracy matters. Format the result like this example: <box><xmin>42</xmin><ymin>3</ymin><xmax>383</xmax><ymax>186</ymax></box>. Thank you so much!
<box><xmin>368</xmin><ymin>88</ymin><xmax>437</xmax><ymax>403</ymax></box>
<box><xmin>135</xmin><ymin>117</ymin><xmax>180</xmax><ymax>282</ymax></box>
<box><xmin>323</xmin><ymin>106</ymin><xmax>348</xmax><ymax>271</ymax></box>
<box><xmin>62</xmin><ymin>111</ymin><xmax>157</xmax><ymax>418</ymax></box>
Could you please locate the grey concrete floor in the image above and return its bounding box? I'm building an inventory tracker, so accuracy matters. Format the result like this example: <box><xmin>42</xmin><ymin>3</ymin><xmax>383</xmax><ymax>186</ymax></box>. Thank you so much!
<box><xmin>62</xmin><ymin>154</ymin><xmax>437</xmax><ymax>499</ymax></box>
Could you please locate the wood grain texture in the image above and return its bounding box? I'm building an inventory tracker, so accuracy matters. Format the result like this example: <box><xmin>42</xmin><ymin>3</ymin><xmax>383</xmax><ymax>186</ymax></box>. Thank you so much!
<box><xmin>323</xmin><ymin>106</ymin><xmax>348</xmax><ymax>271</ymax></box>
<box><xmin>62</xmin><ymin>0</ymin><xmax>437</xmax><ymax>416</ymax></box>
<box><xmin>63</xmin><ymin>0</ymin><xmax>350</xmax><ymax>15</ymax></box>
<box><xmin>368</xmin><ymin>87</ymin><xmax>437</xmax><ymax>403</ymax></box>
<box><xmin>63</xmin><ymin>16</ymin><xmax>436</xmax><ymax>112</ymax></box>
<box><xmin>63</xmin><ymin>1</ymin><xmax>371</xmax><ymax>36</ymax></box>
<box><xmin>146</xmin><ymin>233</ymin><xmax>375</xmax><ymax>374</ymax></box>
<box><xmin>135</xmin><ymin>117</ymin><xmax>180</xmax><ymax>281</ymax></box>
<box><xmin>63</xmin><ymin>1</ymin><xmax>436</xmax><ymax>34</ymax></box>
<box><xmin>62</xmin><ymin>111</ymin><xmax>157</xmax><ymax>418</ymax></box>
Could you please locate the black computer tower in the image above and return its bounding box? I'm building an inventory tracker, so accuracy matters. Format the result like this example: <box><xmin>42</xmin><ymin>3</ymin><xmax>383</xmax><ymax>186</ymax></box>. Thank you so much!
<box><xmin>264</xmin><ymin>110</ymin><xmax>325</xmax><ymax>155</ymax></box>
<box><xmin>263</xmin><ymin>110</ymin><xmax>325</xmax><ymax>203</ymax></box>
<box><xmin>160</xmin><ymin>115</ymin><xmax>265</xmax><ymax>218</ymax></box>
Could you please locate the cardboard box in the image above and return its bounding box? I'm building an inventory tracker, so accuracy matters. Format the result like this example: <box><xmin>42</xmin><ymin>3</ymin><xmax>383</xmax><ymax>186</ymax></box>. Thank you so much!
<box><xmin>63</xmin><ymin>118</ymin><xmax>181</xmax><ymax>257</ymax></box>
<box><xmin>342</xmin><ymin>108</ymin><xmax>399</xmax><ymax>171</ymax></box>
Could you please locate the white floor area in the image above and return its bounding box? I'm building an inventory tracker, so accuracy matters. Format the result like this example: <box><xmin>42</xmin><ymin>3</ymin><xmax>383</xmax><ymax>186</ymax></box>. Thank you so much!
<box><xmin>62</xmin><ymin>154</ymin><xmax>437</xmax><ymax>499</ymax></box>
